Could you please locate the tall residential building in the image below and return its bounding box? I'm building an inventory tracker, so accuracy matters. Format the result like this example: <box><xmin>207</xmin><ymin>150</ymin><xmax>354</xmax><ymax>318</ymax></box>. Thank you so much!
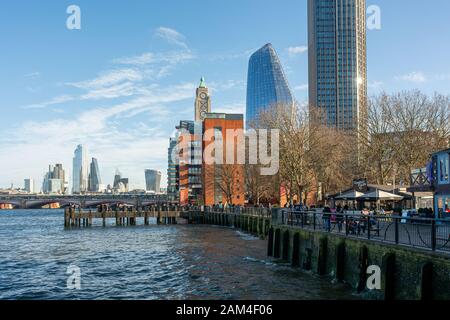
<box><xmin>194</xmin><ymin>77</ymin><xmax>212</xmax><ymax>122</ymax></box>
<box><xmin>176</xmin><ymin>120</ymin><xmax>203</xmax><ymax>205</ymax></box>
<box><xmin>88</xmin><ymin>158</ymin><xmax>103</xmax><ymax>192</ymax></box>
<box><xmin>202</xmin><ymin>113</ymin><xmax>245</xmax><ymax>206</ymax></box>
<box><xmin>246</xmin><ymin>43</ymin><xmax>295</xmax><ymax>128</ymax></box>
<box><xmin>24</xmin><ymin>178</ymin><xmax>35</xmax><ymax>194</ymax></box>
<box><xmin>167</xmin><ymin>137</ymin><xmax>179</xmax><ymax>202</ymax></box>
<box><xmin>72</xmin><ymin>145</ymin><xmax>89</xmax><ymax>194</ymax></box>
<box><xmin>308</xmin><ymin>0</ymin><xmax>367</xmax><ymax>131</ymax></box>
<box><xmin>145</xmin><ymin>169</ymin><xmax>162</xmax><ymax>193</ymax></box>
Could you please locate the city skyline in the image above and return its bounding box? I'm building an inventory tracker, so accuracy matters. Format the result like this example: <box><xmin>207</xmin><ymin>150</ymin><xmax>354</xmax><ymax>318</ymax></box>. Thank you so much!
<box><xmin>1</xmin><ymin>0</ymin><xmax>450</xmax><ymax>190</ymax></box>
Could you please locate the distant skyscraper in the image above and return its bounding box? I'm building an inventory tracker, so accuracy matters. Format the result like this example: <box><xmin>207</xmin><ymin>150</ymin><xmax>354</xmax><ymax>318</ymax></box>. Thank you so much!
<box><xmin>113</xmin><ymin>169</ymin><xmax>122</xmax><ymax>189</ymax></box>
<box><xmin>42</xmin><ymin>164</ymin><xmax>66</xmax><ymax>194</ymax></box>
<box><xmin>72</xmin><ymin>145</ymin><xmax>89</xmax><ymax>194</ymax></box>
<box><xmin>88</xmin><ymin>158</ymin><xmax>103</xmax><ymax>192</ymax></box>
<box><xmin>246</xmin><ymin>43</ymin><xmax>295</xmax><ymax>127</ymax></box>
<box><xmin>24</xmin><ymin>178</ymin><xmax>35</xmax><ymax>194</ymax></box>
<box><xmin>145</xmin><ymin>169</ymin><xmax>162</xmax><ymax>193</ymax></box>
<box><xmin>194</xmin><ymin>77</ymin><xmax>212</xmax><ymax>122</ymax></box>
<box><xmin>308</xmin><ymin>0</ymin><xmax>367</xmax><ymax>131</ymax></box>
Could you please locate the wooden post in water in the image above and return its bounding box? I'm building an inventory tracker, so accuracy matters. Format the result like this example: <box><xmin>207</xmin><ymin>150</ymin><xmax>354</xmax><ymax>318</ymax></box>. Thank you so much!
<box><xmin>144</xmin><ymin>210</ymin><xmax>149</xmax><ymax>225</ymax></box>
<box><xmin>64</xmin><ymin>208</ymin><xmax>69</xmax><ymax>228</ymax></box>
<box><xmin>102</xmin><ymin>210</ymin><xmax>106</xmax><ymax>228</ymax></box>
<box><xmin>157</xmin><ymin>206</ymin><xmax>162</xmax><ymax>225</ymax></box>
<box><xmin>88</xmin><ymin>210</ymin><xmax>93</xmax><ymax>227</ymax></box>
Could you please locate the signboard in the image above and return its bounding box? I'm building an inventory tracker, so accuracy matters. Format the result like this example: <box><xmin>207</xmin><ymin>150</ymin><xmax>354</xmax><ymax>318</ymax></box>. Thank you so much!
<box><xmin>353</xmin><ymin>179</ymin><xmax>368</xmax><ymax>192</ymax></box>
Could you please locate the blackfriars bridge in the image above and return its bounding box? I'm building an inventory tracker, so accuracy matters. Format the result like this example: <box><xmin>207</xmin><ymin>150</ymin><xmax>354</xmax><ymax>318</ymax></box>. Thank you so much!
<box><xmin>0</xmin><ymin>194</ymin><xmax>169</xmax><ymax>209</ymax></box>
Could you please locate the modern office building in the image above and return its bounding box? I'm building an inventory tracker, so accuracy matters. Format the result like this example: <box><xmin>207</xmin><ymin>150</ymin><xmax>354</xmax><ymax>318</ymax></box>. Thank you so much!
<box><xmin>308</xmin><ymin>0</ymin><xmax>367</xmax><ymax>131</ymax></box>
<box><xmin>42</xmin><ymin>164</ymin><xmax>66</xmax><ymax>194</ymax></box>
<box><xmin>72</xmin><ymin>145</ymin><xmax>89</xmax><ymax>194</ymax></box>
<box><xmin>88</xmin><ymin>158</ymin><xmax>103</xmax><ymax>193</ymax></box>
<box><xmin>246</xmin><ymin>43</ymin><xmax>295</xmax><ymax>128</ymax></box>
<box><xmin>24</xmin><ymin>178</ymin><xmax>35</xmax><ymax>194</ymax></box>
<box><xmin>145</xmin><ymin>169</ymin><xmax>162</xmax><ymax>193</ymax></box>
<box><xmin>194</xmin><ymin>77</ymin><xmax>211</xmax><ymax>122</ymax></box>
<box><xmin>202</xmin><ymin>113</ymin><xmax>245</xmax><ymax>206</ymax></box>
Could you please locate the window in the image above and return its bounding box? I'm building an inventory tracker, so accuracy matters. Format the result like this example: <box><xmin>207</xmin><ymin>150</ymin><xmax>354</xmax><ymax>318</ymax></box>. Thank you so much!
<box><xmin>438</xmin><ymin>153</ymin><xmax>449</xmax><ymax>184</ymax></box>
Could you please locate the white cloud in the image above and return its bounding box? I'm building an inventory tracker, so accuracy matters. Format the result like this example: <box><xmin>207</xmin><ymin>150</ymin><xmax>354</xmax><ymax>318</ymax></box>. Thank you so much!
<box><xmin>2</xmin><ymin>82</ymin><xmax>196</xmax><ymax>190</ymax></box>
<box><xmin>209</xmin><ymin>48</ymin><xmax>257</xmax><ymax>61</ymax></box>
<box><xmin>66</xmin><ymin>68</ymin><xmax>144</xmax><ymax>89</ymax></box>
<box><xmin>395</xmin><ymin>71</ymin><xmax>427</xmax><ymax>83</ymax></box>
<box><xmin>22</xmin><ymin>95</ymin><xmax>75</xmax><ymax>109</ymax></box>
<box><xmin>214</xmin><ymin>102</ymin><xmax>246</xmax><ymax>115</ymax></box>
<box><xmin>113</xmin><ymin>51</ymin><xmax>195</xmax><ymax>66</ymax></box>
<box><xmin>294</xmin><ymin>84</ymin><xmax>308</xmax><ymax>91</ymax></box>
<box><xmin>287</xmin><ymin>46</ymin><xmax>308</xmax><ymax>57</ymax></box>
<box><xmin>24</xmin><ymin>72</ymin><xmax>41</xmax><ymax>79</ymax></box>
<box><xmin>155</xmin><ymin>27</ymin><xmax>189</xmax><ymax>49</ymax></box>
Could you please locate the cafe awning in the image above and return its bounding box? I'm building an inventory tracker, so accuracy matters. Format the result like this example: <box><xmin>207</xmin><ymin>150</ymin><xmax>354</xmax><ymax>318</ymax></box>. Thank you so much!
<box><xmin>357</xmin><ymin>189</ymin><xmax>404</xmax><ymax>201</ymax></box>
<box><xmin>334</xmin><ymin>190</ymin><xmax>364</xmax><ymax>200</ymax></box>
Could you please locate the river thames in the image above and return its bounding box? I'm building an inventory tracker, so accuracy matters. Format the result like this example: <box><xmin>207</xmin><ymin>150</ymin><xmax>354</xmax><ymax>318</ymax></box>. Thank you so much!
<box><xmin>0</xmin><ymin>210</ymin><xmax>355</xmax><ymax>300</ymax></box>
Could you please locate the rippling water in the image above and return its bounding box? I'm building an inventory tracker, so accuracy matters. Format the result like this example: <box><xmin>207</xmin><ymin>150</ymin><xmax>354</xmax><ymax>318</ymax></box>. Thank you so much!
<box><xmin>0</xmin><ymin>210</ymin><xmax>355</xmax><ymax>300</ymax></box>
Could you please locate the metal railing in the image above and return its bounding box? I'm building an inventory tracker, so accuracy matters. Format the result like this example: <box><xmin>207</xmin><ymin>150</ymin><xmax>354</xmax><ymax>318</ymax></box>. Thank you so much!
<box><xmin>281</xmin><ymin>210</ymin><xmax>450</xmax><ymax>253</ymax></box>
<box><xmin>201</xmin><ymin>206</ymin><xmax>272</xmax><ymax>217</ymax></box>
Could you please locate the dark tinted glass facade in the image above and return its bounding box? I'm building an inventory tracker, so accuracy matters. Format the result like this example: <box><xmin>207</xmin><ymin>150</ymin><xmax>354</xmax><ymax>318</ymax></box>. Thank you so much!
<box><xmin>246</xmin><ymin>43</ymin><xmax>294</xmax><ymax>127</ymax></box>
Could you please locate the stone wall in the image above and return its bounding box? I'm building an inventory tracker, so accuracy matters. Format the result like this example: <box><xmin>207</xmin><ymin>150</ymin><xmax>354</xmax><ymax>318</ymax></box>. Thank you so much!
<box><xmin>268</xmin><ymin>225</ymin><xmax>450</xmax><ymax>300</ymax></box>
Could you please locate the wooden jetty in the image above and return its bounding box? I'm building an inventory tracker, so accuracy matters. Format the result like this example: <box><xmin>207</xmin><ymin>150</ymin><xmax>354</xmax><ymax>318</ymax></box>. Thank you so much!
<box><xmin>64</xmin><ymin>206</ymin><xmax>182</xmax><ymax>228</ymax></box>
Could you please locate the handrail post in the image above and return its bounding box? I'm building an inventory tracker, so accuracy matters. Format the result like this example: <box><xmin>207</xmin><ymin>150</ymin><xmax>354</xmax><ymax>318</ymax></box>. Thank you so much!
<box><xmin>431</xmin><ymin>219</ymin><xmax>437</xmax><ymax>251</ymax></box>
<box><xmin>395</xmin><ymin>217</ymin><xmax>399</xmax><ymax>244</ymax></box>
<box><xmin>313</xmin><ymin>212</ymin><xmax>316</xmax><ymax>230</ymax></box>
<box><xmin>345</xmin><ymin>215</ymin><xmax>349</xmax><ymax>236</ymax></box>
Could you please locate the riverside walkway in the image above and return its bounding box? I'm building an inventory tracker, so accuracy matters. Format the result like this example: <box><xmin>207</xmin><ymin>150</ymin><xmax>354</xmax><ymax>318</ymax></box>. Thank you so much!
<box><xmin>280</xmin><ymin>209</ymin><xmax>450</xmax><ymax>254</ymax></box>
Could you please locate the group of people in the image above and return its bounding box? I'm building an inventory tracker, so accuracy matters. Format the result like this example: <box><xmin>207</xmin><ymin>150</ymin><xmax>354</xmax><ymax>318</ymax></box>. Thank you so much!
<box><xmin>321</xmin><ymin>205</ymin><xmax>378</xmax><ymax>234</ymax></box>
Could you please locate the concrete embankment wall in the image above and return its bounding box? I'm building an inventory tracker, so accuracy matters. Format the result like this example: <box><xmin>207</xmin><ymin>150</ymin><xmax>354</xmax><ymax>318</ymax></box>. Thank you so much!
<box><xmin>268</xmin><ymin>225</ymin><xmax>450</xmax><ymax>300</ymax></box>
<box><xmin>187</xmin><ymin>211</ymin><xmax>271</xmax><ymax>239</ymax></box>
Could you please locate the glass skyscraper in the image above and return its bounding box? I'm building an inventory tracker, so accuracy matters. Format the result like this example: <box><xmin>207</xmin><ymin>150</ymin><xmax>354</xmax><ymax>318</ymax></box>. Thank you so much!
<box><xmin>246</xmin><ymin>43</ymin><xmax>295</xmax><ymax>127</ymax></box>
<box><xmin>72</xmin><ymin>145</ymin><xmax>89</xmax><ymax>194</ymax></box>
<box><xmin>145</xmin><ymin>169</ymin><xmax>162</xmax><ymax>193</ymax></box>
<box><xmin>88</xmin><ymin>158</ymin><xmax>102</xmax><ymax>192</ymax></box>
<box><xmin>308</xmin><ymin>0</ymin><xmax>367</xmax><ymax>131</ymax></box>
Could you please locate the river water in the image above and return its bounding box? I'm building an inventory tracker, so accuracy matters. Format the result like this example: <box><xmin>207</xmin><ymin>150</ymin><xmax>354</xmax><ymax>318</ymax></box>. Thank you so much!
<box><xmin>0</xmin><ymin>210</ymin><xmax>356</xmax><ymax>300</ymax></box>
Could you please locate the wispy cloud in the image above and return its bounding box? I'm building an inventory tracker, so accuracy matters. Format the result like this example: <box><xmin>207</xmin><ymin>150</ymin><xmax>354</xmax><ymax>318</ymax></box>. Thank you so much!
<box><xmin>294</xmin><ymin>84</ymin><xmax>308</xmax><ymax>91</ymax></box>
<box><xmin>113</xmin><ymin>51</ymin><xmax>195</xmax><ymax>66</ymax></box>
<box><xmin>23</xmin><ymin>95</ymin><xmax>74</xmax><ymax>109</ymax></box>
<box><xmin>155</xmin><ymin>27</ymin><xmax>189</xmax><ymax>49</ymax></box>
<box><xmin>66</xmin><ymin>68</ymin><xmax>144</xmax><ymax>89</ymax></box>
<box><xmin>395</xmin><ymin>71</ymin><xmax>427</xmax><ymax>83</ymax></box>
<box><xmin>24</xmin><ymin>72</ymin><xmax>41</xmax><ymax>79</ymax></box>
<box><xmin>213</xmin><ymin>102</ymin><xmax>246</xmax><ymax>115</ymax></box>
<box><xmin>209</xmin><ymin>48</ymin><xmax>256</xmax><ymax>62</ymax></box>
<box><xmin>287</xmin><ymin>46</ymin><xmax>308</xmax><ymax>57</ymax></box>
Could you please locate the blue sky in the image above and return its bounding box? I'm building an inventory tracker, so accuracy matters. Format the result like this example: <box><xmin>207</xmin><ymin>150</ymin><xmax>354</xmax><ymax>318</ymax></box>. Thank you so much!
<box><xmin>0</xmin><ymin>0</ymin><xmax>449</xmax><ymax>190</ymax></box>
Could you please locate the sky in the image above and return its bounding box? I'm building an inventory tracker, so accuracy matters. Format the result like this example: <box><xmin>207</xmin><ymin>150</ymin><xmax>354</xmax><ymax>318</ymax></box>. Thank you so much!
<box><xmin>0</xmin><ymin>0</ymin><xmax>450</xmax><ymax>191</ymax></box>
